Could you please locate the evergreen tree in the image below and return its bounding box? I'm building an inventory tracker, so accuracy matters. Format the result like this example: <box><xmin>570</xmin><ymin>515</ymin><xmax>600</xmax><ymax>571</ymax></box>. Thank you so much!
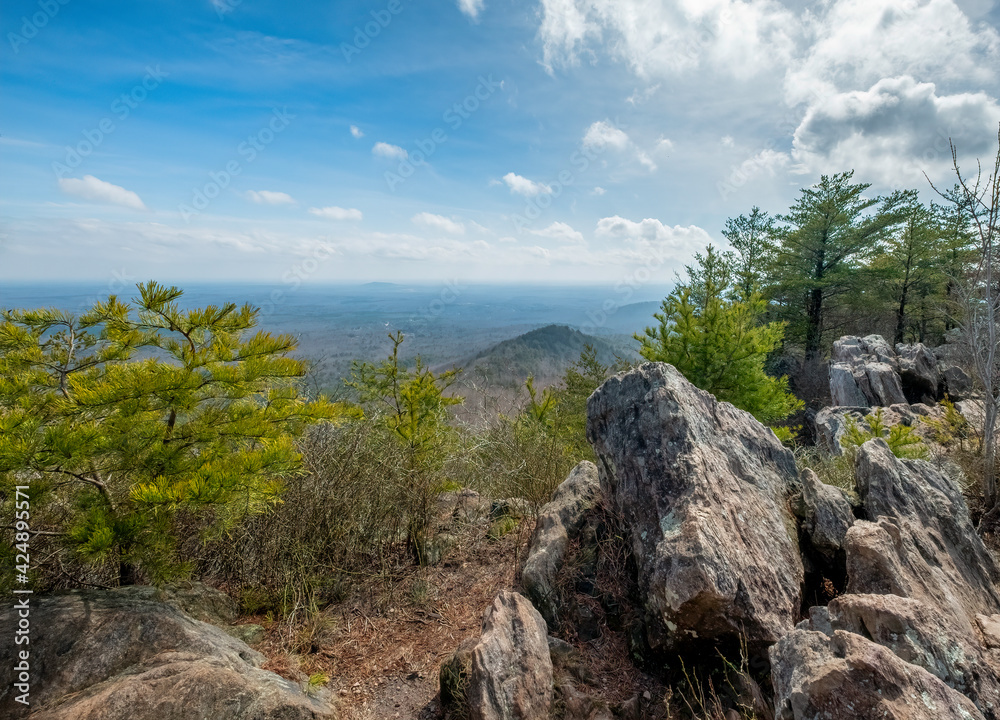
<box><xmin>722</xmin><ymin>206</ymin><xmax>778</xmax><ymax>301</ymax></box>
<box><xmin>0</xmin><ymin>282</ymin><xmax>339</xmax><ymax>586</ymax></box>
<box><xmin>348</xmin><ymin>332</ymin><xmax>462</xmax><ymax>562</ymax></box>
<box><xmin>638</xmin><ymin>246</ymin><xmax>802</xmax><ymax>423</ymax></box>
<box><xmin>772</xmin><ymin>172</ymin><xmax>909</xmax><ymax>357</ymax></box>
<box><xmin>869</xmin><ymin>192</ymin><xmax>942</xmax><ymax>343</ymax></box>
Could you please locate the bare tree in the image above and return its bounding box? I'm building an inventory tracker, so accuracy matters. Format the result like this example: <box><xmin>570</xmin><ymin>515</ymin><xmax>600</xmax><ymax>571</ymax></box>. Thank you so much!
<box><xmin>931</xmin><ymin>126</ymin><xmax>1000</xmax><ymax>517</ymax></box>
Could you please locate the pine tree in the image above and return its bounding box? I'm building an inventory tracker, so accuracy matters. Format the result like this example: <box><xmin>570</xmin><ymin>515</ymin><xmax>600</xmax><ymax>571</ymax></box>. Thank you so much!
<box><xmin>722</xmin><ymin>206</ymin><xmax>778</xmax><ymax>301</ymax></box>
<box><xmin>638</xmin><ymin>246</ymin><xmax>802</xmax><ymax>424</ymax></box>
<box><xmin>772</xmin><ymin>172</ymin><xmax>909</xmax><ymax>357</ymax></box>
<box><xmin>0</xmin><ymin>282</ymin><xmax>340</xmax><ymax>586</ymax></box>
<box><xmin>348</xmin><ymin>331</ymin><xmax>462</xmax><ymax>562</ymax></box>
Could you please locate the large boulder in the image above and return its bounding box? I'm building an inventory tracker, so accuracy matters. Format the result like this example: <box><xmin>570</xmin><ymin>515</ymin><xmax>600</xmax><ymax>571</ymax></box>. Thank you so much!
<box><xmin>0</xmin><ymin>587</ymin><xmax>335</xmax><ymax>720</ymax></box>
<box><xmin>466</xmin><ymin>591</ymin><xmax>553</xmax><ymax>720</ymax></box>
<box><xmin>770</xmin><ymin>628</ymin><xmax>986</xmax><ymax>720</ymax></box>
<box><xmin>850</xmin><ymin>439</ymin><xmax>1000</xmax><ymax>621</ymax></box>
<box><xmin>586</xmin><ymin>362</ymin><xmax>803</xmax><ymax>654</ymax></box>
<box><xmin>522</xmin><ymin>461</ymin><xmax>601</xmax><ymax>627</ymax></box>
<box><xmin>792</xmin><ymin>468</ymin><xmax>855</xmax><ymax>564</ymax></box>
<box><xmin>830</xmin><ymin>335</ymin><xmax>908</xmax><ymax>407</ymax></box>
<box><xmin>896</xmin><ymin>342</ymin><xmax>941</xmax><ymax>402</ymax></box>
<box><xmin>827</xmin><ymin>594</ymin><xmax>1000</xmax><ymax>717</ymax></box>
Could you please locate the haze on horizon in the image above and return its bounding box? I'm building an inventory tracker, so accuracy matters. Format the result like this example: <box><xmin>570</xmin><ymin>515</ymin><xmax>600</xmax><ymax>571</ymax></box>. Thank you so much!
<box><xmin>2</xmin><ymin>0</ymin><xmax>999</xmax><ymax>285</ymax></box>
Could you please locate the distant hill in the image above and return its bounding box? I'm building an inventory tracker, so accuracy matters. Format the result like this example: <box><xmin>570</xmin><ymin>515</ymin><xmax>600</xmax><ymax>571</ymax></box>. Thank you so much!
<box><xmin>458</xmin><ymin>324</ymin><xmax>637</xmax><ymax>387</ymax></box>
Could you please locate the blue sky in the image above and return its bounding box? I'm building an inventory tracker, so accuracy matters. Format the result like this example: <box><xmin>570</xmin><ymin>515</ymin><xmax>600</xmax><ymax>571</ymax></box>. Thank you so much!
<box><xmin>2</xmin><ymin>0</ymin><xmax>999</xmax><ymax>286</ymax></box>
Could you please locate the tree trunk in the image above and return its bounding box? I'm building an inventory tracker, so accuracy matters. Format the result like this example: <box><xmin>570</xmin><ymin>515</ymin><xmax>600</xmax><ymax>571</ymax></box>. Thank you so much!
<box><xmin>895</xmin><ymin>285</ymin><xmax>908</xmax><ymax>345</ymax></box>
<box><xmin>805</xmin><ymin>286</ymin><xmax>824</xmax><ymax>359</ymax></box>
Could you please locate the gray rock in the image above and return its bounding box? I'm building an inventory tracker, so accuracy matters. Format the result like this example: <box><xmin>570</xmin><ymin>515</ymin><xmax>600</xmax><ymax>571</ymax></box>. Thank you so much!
<box><xmin>896</xmin><ymin>342</ymin><xmax>940</xmax><ymax>401</ymax></box>
<box><xmin>467</xmin><ymin>591</ymin><xmax>553</xmax><ymax>720</ymax></box>
<box><xmin>851</xmin><ymin>439</ymin><xmax>1000</xmax><ymax>621</ymax></box>
<box><xmin>829</xmin><ymin>364</ymin><xmax>870</xmax><ymax>407</ymax></box>
<box><xmin>770</xmin><ymin>628</ymin><xmax>986</xmax><ymax>720</ymax></box>
<box><xmin>522</xmin><ymin>461</ymin><xmax>600</xmax><ymax>627</ymax></box>
<box><xmin>586</xmin><ymin>362</ymin><xmax>803</xmax><ymax>654</ymax></box>
<box><xmin>943</xmin><ymin>365</ymin><xmax>975</xmax><ymax>400</ymax></box>
<box><xmin>792</xmin><ymin>468</ymin><xmax>854</xmax><ymax>562</ymax></box>
<box><xmin>814</xmin><ymin>406</ymin><xmax>868</xmax><ymax>455</ymax></box>
<box><xmin>829</xmin><ymin>335</ymin><xmax>907</xmax><ymax>407</ymax></box>
<box><xmin>827</xmin><ymin>594</ymin><xmax>1000</xmax><ymax>718</ymax></box>
<box><xmin>0</xmin><ymin>587</ymin><xmax>335</xmax><ymax>720</ymax></box>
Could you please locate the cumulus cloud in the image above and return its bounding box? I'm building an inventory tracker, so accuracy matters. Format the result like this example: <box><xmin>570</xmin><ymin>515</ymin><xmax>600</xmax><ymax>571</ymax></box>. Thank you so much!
<box><xmin>350</xmin><ymin>125</ymin><xmax>364</xmax><ymax>139</ymax></box>
<box><xmin>791</xmin><ymin>75</ymin><xmax>1000</xmax><ymax>187</ymax></box>
<box><xmin>502</xmin><ymin>172</ymin><xmax>552</xmax><ymax>197</ymax></box>
<box><xmin>595</xmin><ymin>215</ymin><xmax>712</xmax><ymax>264</ymax></box>
<box><xmin>58</xmin><ymin>175</ymin><xmax>146</xmax><ymax>211</ymax></box>
<box><xmin>592</xmin><ymin>186</ymin><xmax>606</xmax><ymax>195</ymax></box>
<box><xmin>537</xmin><ymin>0</ymin><xmax>800</xmax><ymax>78</ymax></box>
<box><xmin>531</xmin><ymin>221</ymin><xmax>585</xmax><ymax>244</ymax></box>
<box><xmin>372</xmin><ymin>142</ymin><xmax>408</xmax><ymax>161</ymax></box>
<box><xmin>411</xmin><ymin>212</ymin><xmax>465</xmax><ymax>235</ymax></box>
<box><xmin>309</xmin><ymin>206</ymin><xmax>363</xmax><ymax>221</ymax></box>
<box><xmin>245</xmin><ymin>190</ymin><xmax>295</xmax><ymax>205</ymax></box>
<box><xmin>457</xmin><ymin>0</ymin><xmax>484</xmax><ymax>20</ymax></box>
<box><xmin>785</xmin><ymin>0</ymin><xmax>1000</xmax><ymax>107</ymax></box>
<box><xmin>582</xmin><ymin>120</ymin><xmax>656</xmax><ymax>171</ymax></box>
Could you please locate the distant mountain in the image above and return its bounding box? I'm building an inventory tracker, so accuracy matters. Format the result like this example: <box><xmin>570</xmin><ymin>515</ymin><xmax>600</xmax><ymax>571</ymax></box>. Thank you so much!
<box><xmin>459</xmin><ymin>324</ymin><xmax>637</xmax><ymax>387</ymax></box>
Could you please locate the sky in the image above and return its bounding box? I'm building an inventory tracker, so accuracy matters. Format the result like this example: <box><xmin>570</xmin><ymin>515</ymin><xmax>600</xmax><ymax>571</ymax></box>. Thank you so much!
<box><xmin>1</xmin><ymin>0</ymin><xmax>999</xmax><ymax>289</ymax></box>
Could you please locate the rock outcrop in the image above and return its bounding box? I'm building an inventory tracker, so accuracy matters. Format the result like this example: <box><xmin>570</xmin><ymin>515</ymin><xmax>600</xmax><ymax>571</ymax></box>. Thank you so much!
<box><xmin>586</xmin><ymin>362</ymin><xmax>804</xmax><ymax>654</ymax></box>
<box><xmin>770</xmin><ymin>628</ymin><xmax>987</xmax><ymax>720</ymax></box>
<box><xmin>466</xmin><ymin>591</ymin><xmax>553</xmax><ymax>720</ymax></box>
<box><xmin>850</xmin><ymin>439</ymin><xmax>1000</xmax><ymax>620</ymax></box>
<box><xmin>0</xmin><ymin>586</ymin><xmax>335</xmax><ymax>720</ymax></box>
<box><xmin>522</xmin><ymin>461</ymin><xmax>601</xmax><ymax>627</ymax></box>
<box><xmin>792</xmin><ymin>468</ymin><xmax>855</xmax><ymax>565</ymax></box>
<box><xmin>830</xmin><ymin>335</ymin><xmax>908</xmax><ymax>407</ymax></box>
<box><xmin>830</xmin><ymin>334</ymin><xmax>973</xmax><ymax>407</ymax></box>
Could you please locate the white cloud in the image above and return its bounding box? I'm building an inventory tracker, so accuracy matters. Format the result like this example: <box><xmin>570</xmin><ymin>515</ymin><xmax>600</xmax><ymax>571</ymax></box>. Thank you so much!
<box><xmin>583</xmin><ymin>120</ymin><xmax>630</xmax><ymax>151</ymax></box>
<box><xmin>531</xmin><ymin>221</ymin><xmax>585</xmax><ymax>244</ymax></box>
<box><xmin>372</xmin><ymin>141</ymin><xmax>408</xmax><ymax>161</ymax></box>
<box><xmin>412</xmin><ymin>212</ymin><xmax>466</xmax><ymax>235</ymax></box>
<box><xmin>58</xmin><ymin>175</ymin><xmax>146</xmax><ymax>211</ymax></box>
<box><xmin>791</xmin><ymin>75</ymin><xmax>1000</xmax><ymax>187</ymax></box>
<box><xmin>785</xmin><ymin>0</ymin><xmax>1000</xmax><ymax>108</ymax></box>
<box><xmin>595</xmin><ymin>216</ymin><xmax>712</xmax><ymax>265</ymax></box>
<box><xmin>592</xmin><ymin>186</ymin><xmax>606</xmax><ymax>195</ymax></box>
<box><xmin>502</xmin><ymin>172</ymin><xmax>552</xmax><ymax>197</ymax></box>
<box><xmin>245</xmin><ymin>190</ymin><xmax>296</xmax><ymax>205</ymax></box>
<box><xmin>457</xmin><ymin>0</ymin><xmax>484</xmax><ymax>20</ymax></box>
<box><xmin>309</xmin><ymin>206</ymin><xmax>363</xmax><ymax>221</ymax></box>
<box><xmin>350</xmin><ymin>125</ymin><xmax>365</xmax><ymax>139</ymax></box>
<box><xmin>582</xmin><ymin>120</ymin><xmax>656</xmax><ymax>171</ymax></box>
<box><xmin>537</xmin><ymin>0</ymin><xmax>800</xmax><ymax>78</ymax></box>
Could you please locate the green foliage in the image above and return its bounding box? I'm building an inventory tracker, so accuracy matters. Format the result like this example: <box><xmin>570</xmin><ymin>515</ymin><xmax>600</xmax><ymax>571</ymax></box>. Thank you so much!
<box><xmin>349</xmin><ymin>331</ymin><xmax>462</xmax><ymax>470</ymax></box>
<box><xmin>841</xmin><ymin>408</ymin><xmax>929</xmax><ymax>460</ymax></box>
<box><xmin>923</xmin><ymin>397</ymin><xmax>975</xmax><ymax>451</ymax></box>
<box><xmin>770</xmin><ymin>425</ymin><xmax>799</xmax><ymax>447</ymax></box>
<box><xmin>347</xmin><ymin>332</ymin><xmax>462</xmax><ymax>562</ymax></box>
<box><xmin>722</xmin><ymin>206</ymin><xmax>777</xmax><ymax>302</ymax></box>
<box><xmin>0</xmin><ymin>282</ymin><xmax>339</xmax><ymax>586</ymax></box>
<box><xmin>638</xmin><ymin>245</ymin><xmax>802</xmax><ymax>424</ymax></box>
<box><xmin>770</xmin><ymin>171</ymin><xmax>910</xmax><ymax>356</ymax></box>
